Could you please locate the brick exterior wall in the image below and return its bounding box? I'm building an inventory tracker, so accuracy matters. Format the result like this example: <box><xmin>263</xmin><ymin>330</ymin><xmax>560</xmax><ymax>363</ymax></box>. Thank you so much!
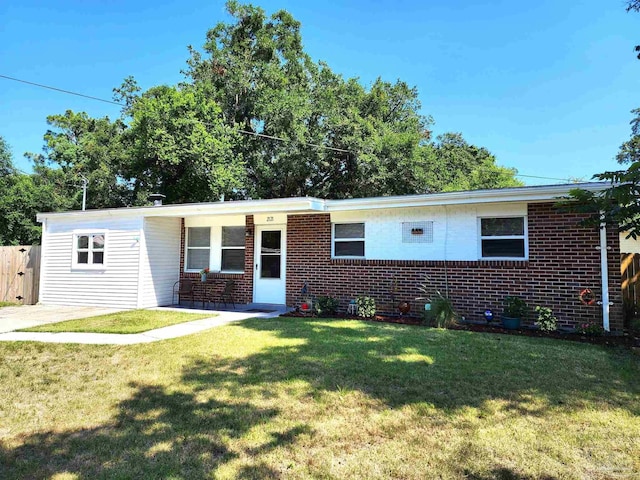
<box><xmin>179</xmin><ymin>216</ymin><xmax>255</xmax><ymax>305</ymax></box>
<box><xmin>285</xmin><ymin>203</ymin><xmax>623</xmax><ymax>331</ymax></box>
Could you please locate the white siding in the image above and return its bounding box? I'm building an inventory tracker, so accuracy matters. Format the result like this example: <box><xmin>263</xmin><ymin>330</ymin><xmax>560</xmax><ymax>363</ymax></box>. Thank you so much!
<box><xmin>39</xmin><ymin>216</ymin><xmax>143</xmax><ymax>308</ymax></box>
<box><xmin>330</xmin><ymin>202</ymin><xmax>528</xmax><ymax>261</ymax></box>
<box><xmin>138</xmin><ymin>217</ymin><xmax>181</xmax><ymax>308</ymax></box>
<box><xmin>620</xmin><ymin>232</ymin><xmax>640</xmax><ymax>254</ymax></box>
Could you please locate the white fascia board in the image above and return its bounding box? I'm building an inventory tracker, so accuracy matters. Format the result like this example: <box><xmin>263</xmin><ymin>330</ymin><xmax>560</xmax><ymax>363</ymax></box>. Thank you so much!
<box><xmin>324</xmin><ymin>183</ymin><xmax>610</xmax><ymax>212</ymax></box>
<box><xmin>36</xmin><ymin>183</ymin><xmax>609</xmax><ymax>222</ymax></box>
<box><xmin>36</xmin><ymin>197</ymin><xmax>326</xmax><ymax>223</ymax></box>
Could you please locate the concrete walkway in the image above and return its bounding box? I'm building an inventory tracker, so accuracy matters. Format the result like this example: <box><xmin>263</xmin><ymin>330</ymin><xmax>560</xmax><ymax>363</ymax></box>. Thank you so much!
<box><xmin>0</xmin><ymin>305</ymin><xmax>287</xmax><ymax>345</ymax></box>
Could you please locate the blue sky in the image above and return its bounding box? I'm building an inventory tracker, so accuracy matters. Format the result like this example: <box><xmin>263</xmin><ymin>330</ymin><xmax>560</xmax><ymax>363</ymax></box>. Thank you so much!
<box><xmin>0</xmin><ymin>0</ymin><xmax>638</xmax><ymax>184</ymax></box>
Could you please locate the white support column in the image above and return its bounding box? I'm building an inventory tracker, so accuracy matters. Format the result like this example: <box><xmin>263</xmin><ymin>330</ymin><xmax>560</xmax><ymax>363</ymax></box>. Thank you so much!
<box><xmin>599</xmin><ymin>222</ymin><xmax>611</xmax><ymax>332</ymax></box>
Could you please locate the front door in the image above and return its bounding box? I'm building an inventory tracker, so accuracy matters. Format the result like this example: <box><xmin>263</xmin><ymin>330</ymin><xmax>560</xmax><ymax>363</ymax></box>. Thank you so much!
<box><xmin>253</xmin><ymin>225</ymin><xmax>286</xmax><ymax>304</ymax></box>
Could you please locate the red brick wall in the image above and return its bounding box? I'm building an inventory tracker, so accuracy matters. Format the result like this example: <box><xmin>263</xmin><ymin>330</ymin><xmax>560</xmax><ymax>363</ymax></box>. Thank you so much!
<box><xmin>179</xmin><ymin>216</ymin><xmax>255</xmax><ymax>305</ymax></box>
<box><xmin>285</xmin><ymin>203</ymin><xmax>623</xmax><ymax>331</ymax></box>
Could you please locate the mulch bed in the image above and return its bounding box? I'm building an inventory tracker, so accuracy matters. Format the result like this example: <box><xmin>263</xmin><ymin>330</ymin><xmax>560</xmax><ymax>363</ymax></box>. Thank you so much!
<box><xmin>280</xmin><ymin>311</ymin><xmax>640</xmax><ymax>349</ymax></box>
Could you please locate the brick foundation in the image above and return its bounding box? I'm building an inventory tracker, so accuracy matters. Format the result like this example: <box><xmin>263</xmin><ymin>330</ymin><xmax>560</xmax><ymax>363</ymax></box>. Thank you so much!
<box><xmin>285</xmin><ymin>203</ymin><xmax>623</xmax><ymax>331</ymax></box>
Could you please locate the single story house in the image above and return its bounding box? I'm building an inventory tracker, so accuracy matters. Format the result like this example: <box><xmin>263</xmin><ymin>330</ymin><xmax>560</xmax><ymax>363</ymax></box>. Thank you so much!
<box><xmin>36</xmin><ymin>182</ymin><xmax>625</xmax><ymax>331</ymax></box>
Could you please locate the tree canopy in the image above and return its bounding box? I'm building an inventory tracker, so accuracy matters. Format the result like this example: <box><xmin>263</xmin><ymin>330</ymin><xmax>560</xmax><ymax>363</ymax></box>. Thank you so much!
<box><xmin>3</xmin><ymin>1</ymin><xmax>523</xmax><ymax>245</ymax></box>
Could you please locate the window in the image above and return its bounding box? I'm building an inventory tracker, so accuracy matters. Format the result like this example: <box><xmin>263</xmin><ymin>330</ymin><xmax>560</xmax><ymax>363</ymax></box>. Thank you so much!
<box><xmin>333</xmin><ymin>223</ymin><xmax>365</xmax><ymax>257</ymax></box>
<box><xmin>186</xmin><ymin>227</ymin><xmax>210</xmax><ymax>270</ymax></box>
<box><xmin>221</xmin><ymin>226</ymin><xmax>245</xmax><ymax>272</ymax></box>
<box><xmin>73</xmin><ymin>233</ymin><xmax>105</xmax><ymax>267</ymax></box>
<box><xmin>480</xmin><ymin>217</ymin><xmax>526</xmax><ymax>259</ymax></box>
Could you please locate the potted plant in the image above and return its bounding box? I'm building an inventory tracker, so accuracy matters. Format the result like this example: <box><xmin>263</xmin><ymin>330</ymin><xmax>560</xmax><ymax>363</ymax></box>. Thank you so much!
<box><xmin>502</xmin><ymin>296</ymin><xmax>528</xmax><ymax>330</ymax></box>
<box><xmin>200</xmin><ymin>267</ymin><xmax>210</xmax><ymax>282</ymax></box>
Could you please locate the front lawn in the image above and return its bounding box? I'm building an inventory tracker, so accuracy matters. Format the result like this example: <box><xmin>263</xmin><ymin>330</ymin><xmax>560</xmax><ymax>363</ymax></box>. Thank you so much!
<box><xmin>19</xmin><ymin>309</ymin><xmax>214</xmax><ymax>334</ymax></box>
<box><xmin>1</xmin><ymin>318</ymin><xmax>639</xmax><ymax>479</ymax></box>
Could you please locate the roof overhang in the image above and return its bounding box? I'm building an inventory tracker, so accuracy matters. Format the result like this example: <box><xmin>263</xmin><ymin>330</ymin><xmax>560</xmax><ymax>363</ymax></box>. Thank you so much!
<box><xmin>36</xmin><ymin>182</ymin><xmax>609</xmax><ymax>222</ymax></box>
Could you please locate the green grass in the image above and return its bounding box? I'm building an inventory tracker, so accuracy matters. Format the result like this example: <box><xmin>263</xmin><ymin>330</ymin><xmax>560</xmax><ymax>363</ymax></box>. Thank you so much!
<box><xmin>0</xmin><ymin>301</ymin><xmax>19</xmax><ymax>308</ymax></box>
<box><xmin>19</xmin><ymin>309</ymin><xmax>214</xmax><ymax>334</ymax></box>
<box><xmin>1</xmin><ymin>318</ymin><xmax>639</xmax><ymax>479</ymax></box>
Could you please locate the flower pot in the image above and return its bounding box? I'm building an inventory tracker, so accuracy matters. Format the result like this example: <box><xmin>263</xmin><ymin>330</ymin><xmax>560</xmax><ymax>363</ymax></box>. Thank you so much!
<box><xmin>502</xmin><ymin>316</ymin><xmax>521</xmax><ymax>330</ymax></box>
<box><xmin>201</xmin><ymin>274</ymin><xmax>207</xmax><ymax>282</ymax></box>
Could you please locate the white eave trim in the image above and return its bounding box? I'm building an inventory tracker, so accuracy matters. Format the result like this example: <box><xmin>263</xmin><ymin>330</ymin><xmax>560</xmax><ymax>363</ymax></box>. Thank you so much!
<box><xmin>36</xmin><ymin>197</ymin><xmax>326</xmax><ymax>222</ymax></box>
<box><xmin>324</xmin><ymin>183</ymin><xmax>610</xmax><ymax>211</ymax></box>
<box><xmin>36</xmin><ymin>182</ymin><xmax>609</xmax><ymax>222</ymax></box>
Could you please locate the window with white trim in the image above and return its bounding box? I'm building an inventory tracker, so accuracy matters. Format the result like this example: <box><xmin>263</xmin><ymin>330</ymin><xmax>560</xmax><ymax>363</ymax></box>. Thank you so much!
<box><xmin>221</xmin><ymin>226</ymin><xmax>245</xmax><ymax>272</ymax></box>
<box><xmin>186</xmin><ymin>227</ymin><xmax>210</xmax><ymax>270</ymax></box>
<box><xmin>73</xmin><ymin>233</ymin><xmax>105</xmax><ymax>267</ymax></box>
<box><xmin>479</xmin><ymin>217</ymin><xmax>526</xmax><ymax>259</ymax></box>
<box><xmin>333</xmin><ymin>223</ymin><xmax>365</xmax><ymax>257</ymax></box>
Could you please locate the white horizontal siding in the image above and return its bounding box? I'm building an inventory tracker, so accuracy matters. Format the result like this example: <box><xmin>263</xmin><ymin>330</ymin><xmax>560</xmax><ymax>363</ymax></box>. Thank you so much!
<box><xmin>40</xmin><ymin>216</ymin><xmax>142</xmax><ymax>308</ymax></box>
<box><xmin>330</xmin><ymin>202</ymin><xmax>527</xmax><ymax>261</ymax></box>
<box><xmin>620</xmin><ymin>232</ymin><xmax>640</xmax><ymax>254</ymax></box>
<box><xmin>138</xmin><ymin>217</ymin><xmax>181</xmax><ymax>308</ymax></box>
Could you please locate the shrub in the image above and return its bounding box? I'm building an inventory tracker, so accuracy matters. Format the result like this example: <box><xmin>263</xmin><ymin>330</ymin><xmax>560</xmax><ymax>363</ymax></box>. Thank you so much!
<box><xmin>416</xmin><ymin>274</ymin><xmax>459</xmax><ymax>328</ymax></box>
<box><xmin>355</xmin><ymin>296</ymin><xmax>376</xmax><ymax>318</ymax></box>
<box><xmin>428</xmin><ymin>296</ymin><xmax>459</xmax><ymax>329</ymax></box>
<box><xmin>575</xmin><ymin>321</ymin><xmax>604</xmax><ymax>336</ymax></box>
<box><xmin>503</xmin><ymin>296</ymin><xmax>529</xmax><ymax>319</ymax></box>
<box><xmin>535</xmin><ymin>306</ymin><xmax>558</xmax><ymax>332</ymax></box>
<box><xmin>315</xmin><ymin>296</ymin><xmax>339</xmax><ymax>316</ymax></box>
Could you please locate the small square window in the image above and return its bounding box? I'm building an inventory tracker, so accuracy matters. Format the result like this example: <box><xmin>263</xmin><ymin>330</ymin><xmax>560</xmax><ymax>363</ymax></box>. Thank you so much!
<box><xmin>333</xmin><ymin>223</ymin><xmax>365</xmax><ymax>258</ymax></box>
<box><xmin>73</xmin><ymin>233</ymin><xmax>106</xmax><ymax>268</ymax></box>
<box><xmin>480</xmin><ymin>217</ymin><xmax>527</xmax><ymax>259</ymax></box>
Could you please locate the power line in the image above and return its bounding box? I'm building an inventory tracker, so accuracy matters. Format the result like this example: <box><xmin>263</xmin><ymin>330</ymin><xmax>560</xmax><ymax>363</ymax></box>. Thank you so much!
<box><xmin>0</xmin><ymin>74</ymin><xmax>354</xmax><ymax>154</ymax></box>
<box><xmin>515</xmin><ymin>173</ymin><xmax>575</xmax><ymax>182</ymax></box>
<box><xmin>0</xmin><ymin>74</ymin><xmax>123</xmax><ymax>106</ymax></box>
<box><xmin>0</xmin><ymin>74</ymin><xmax>584</xmax><ymax>181</ymax></box>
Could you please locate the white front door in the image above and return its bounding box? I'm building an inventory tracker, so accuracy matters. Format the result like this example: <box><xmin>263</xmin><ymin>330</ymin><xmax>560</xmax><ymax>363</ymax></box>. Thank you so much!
<box><xmin>253</xmin><ymin>225</ymin><xmax>286</xmax><ymax>304</ymax></box>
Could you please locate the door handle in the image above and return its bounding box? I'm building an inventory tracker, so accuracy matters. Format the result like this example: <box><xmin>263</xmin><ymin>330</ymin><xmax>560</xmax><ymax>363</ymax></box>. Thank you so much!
<box><xmin>256</xmin><ymin>264</ymin><xmax>258</xmax><ymax>270</ymax></box>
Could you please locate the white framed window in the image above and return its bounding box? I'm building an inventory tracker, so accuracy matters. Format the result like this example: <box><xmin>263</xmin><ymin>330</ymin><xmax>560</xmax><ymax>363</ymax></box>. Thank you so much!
<box><xmin>333</xmin><ymin>223</ymin><xmax>365</xmax><ymax>258</ymax></box>
<box><xmin>479</xmin><ymin>216</ymin><xmax>527</xmax><ymax>259</ymax></box>
<box><xmin>186</xmin><ymin>227</ymin><xmax>211</xmax><ymax>271</ymax></box>
<box><xmin>221</xmin><ymin>226</ymin><xmax>245</xmax><ymax>272</ymax></box>
<box><xmin>72</xmin><ymin>232</ymin><xmax>106</xmax><ymax>268</ymax></box>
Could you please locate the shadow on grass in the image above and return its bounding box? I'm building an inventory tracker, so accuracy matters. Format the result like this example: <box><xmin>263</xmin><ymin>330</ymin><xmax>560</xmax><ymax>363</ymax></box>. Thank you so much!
<box><xmin>0</xmin><ymin>380</ymin><xmax>289</xmax><ymax>479</ymax></box>
<box><xmin>185</xmin><ymin>317</ymin><xmax>640</xmax><ymax>413</ymax></box>
<box><xmin>1</xmin><ymin>317</ymin><xmax>638</xmax><ymax>478</ymax></box>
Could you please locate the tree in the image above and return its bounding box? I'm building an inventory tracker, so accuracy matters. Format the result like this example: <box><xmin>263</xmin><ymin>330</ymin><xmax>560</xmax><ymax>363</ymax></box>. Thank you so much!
<box><xmin>416</xmin><ymin>133</ymin><xmax>522</xmax><ymax>193</ymax></box>
<box><xmin>121</xmin><ymin>84</ymin><xmax>245</xmax><ymax>204</ymax></box>
<box><xmin>0</xmin><ymin>135</ymin><xmax>72</xmax><ymax>245</ymax></box>
<box><xmin>186</xmin><ymin>1</ymin><xmax>520</xmax><ymax>199</ymax></box>
<box><xmin>25</xmin><ymin>111</ymin><xmax>130</xmax><ymax>209</ymax></box>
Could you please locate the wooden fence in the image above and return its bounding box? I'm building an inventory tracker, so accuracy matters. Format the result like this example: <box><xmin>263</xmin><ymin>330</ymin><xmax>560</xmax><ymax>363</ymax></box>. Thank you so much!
<box><xmin>0</xmin><ymin>246</ymin><xmax>41</xmax><ymax>305</ymax></box>
<box><xmin>621</xmin><ymin>253</ymin><xmax>640</xmax><ymax>306</ymax></box>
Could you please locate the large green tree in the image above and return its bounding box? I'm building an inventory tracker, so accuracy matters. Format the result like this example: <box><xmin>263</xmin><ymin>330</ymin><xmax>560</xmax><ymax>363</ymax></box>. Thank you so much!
<box><xmin>0</xmin><ymin>136</ymin><xmax>72</xmax><ymax>245</ymax></box>
<box><xmin>121</xmin><ymin>84</ymin><xmax>245</xmax><ymax>203</ymax></box>
<box><xmin>186</xmin><ymin>1</ymin><xmax>519</xmax><ymax>199</ymax></box>
<box><xmin>25</xmin><ymin>111</ymin><xmax>130</xmax><ymax>209</ymax></box>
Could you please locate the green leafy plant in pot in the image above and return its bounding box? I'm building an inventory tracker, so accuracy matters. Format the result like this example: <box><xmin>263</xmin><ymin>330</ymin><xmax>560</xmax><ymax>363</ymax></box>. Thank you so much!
<box><xmin>502</xmin><ymin>296</ymin><xmax>528</xmax><ymax>330</ymax></box>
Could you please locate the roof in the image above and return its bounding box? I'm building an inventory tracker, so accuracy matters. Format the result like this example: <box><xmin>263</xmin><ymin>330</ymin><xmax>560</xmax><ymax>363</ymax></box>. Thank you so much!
<box><xmin>36</xmin><ymin>182</ymin><xmax>609</xmax><ymax>222</ymax></box>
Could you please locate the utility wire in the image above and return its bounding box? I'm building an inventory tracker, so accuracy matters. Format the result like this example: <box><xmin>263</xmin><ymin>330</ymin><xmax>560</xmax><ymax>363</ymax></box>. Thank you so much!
<box><xmin>515</xmin><ymin>174</ymin><xmax>576</xmax><ymax>182</ymax></box>
<box><xmin>0</xmin><ymin>74</ymin><xmax>582</xmax><ymax>182</ymax></box>
<box><xmin>0</xmin><ymin>74</ymin><xmax>123</xmax><ymax>106</ymax></box>
<box><xmin>0</xmin><ymin>74</ymin><xmax>354</xmax><ymax>154</ymax></box>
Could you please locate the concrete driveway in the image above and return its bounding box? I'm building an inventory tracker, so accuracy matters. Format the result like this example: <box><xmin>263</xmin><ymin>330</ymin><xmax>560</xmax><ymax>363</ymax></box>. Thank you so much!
<box><xmin>0</xmin><ymin>305</ymin><xmax>123</xmax><ymax>333</ymax></box>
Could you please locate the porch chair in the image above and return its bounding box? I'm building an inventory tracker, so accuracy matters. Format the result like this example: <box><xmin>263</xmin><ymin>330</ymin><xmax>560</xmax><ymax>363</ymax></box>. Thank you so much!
<box><xmin>216</xmin><ymin>280</ymin><xmax>236</xmax><ymax>309</ymax></box>
<box><xmin>173</xmin><ymin>279</ymin><xmax>195</xmax><ymax>307</ymax></box>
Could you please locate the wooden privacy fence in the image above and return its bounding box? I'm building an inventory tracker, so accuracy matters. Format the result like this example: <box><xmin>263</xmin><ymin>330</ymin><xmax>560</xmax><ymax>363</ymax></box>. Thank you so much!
<box><xmin>0</xmin><ymin>246</ymin><xmax>41</xmax><ymax>305</ymax></box>
<box><xmin>621</xmin><ymin>253</ymin><xmax>640</xmax><ymax>305</ymax></box>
